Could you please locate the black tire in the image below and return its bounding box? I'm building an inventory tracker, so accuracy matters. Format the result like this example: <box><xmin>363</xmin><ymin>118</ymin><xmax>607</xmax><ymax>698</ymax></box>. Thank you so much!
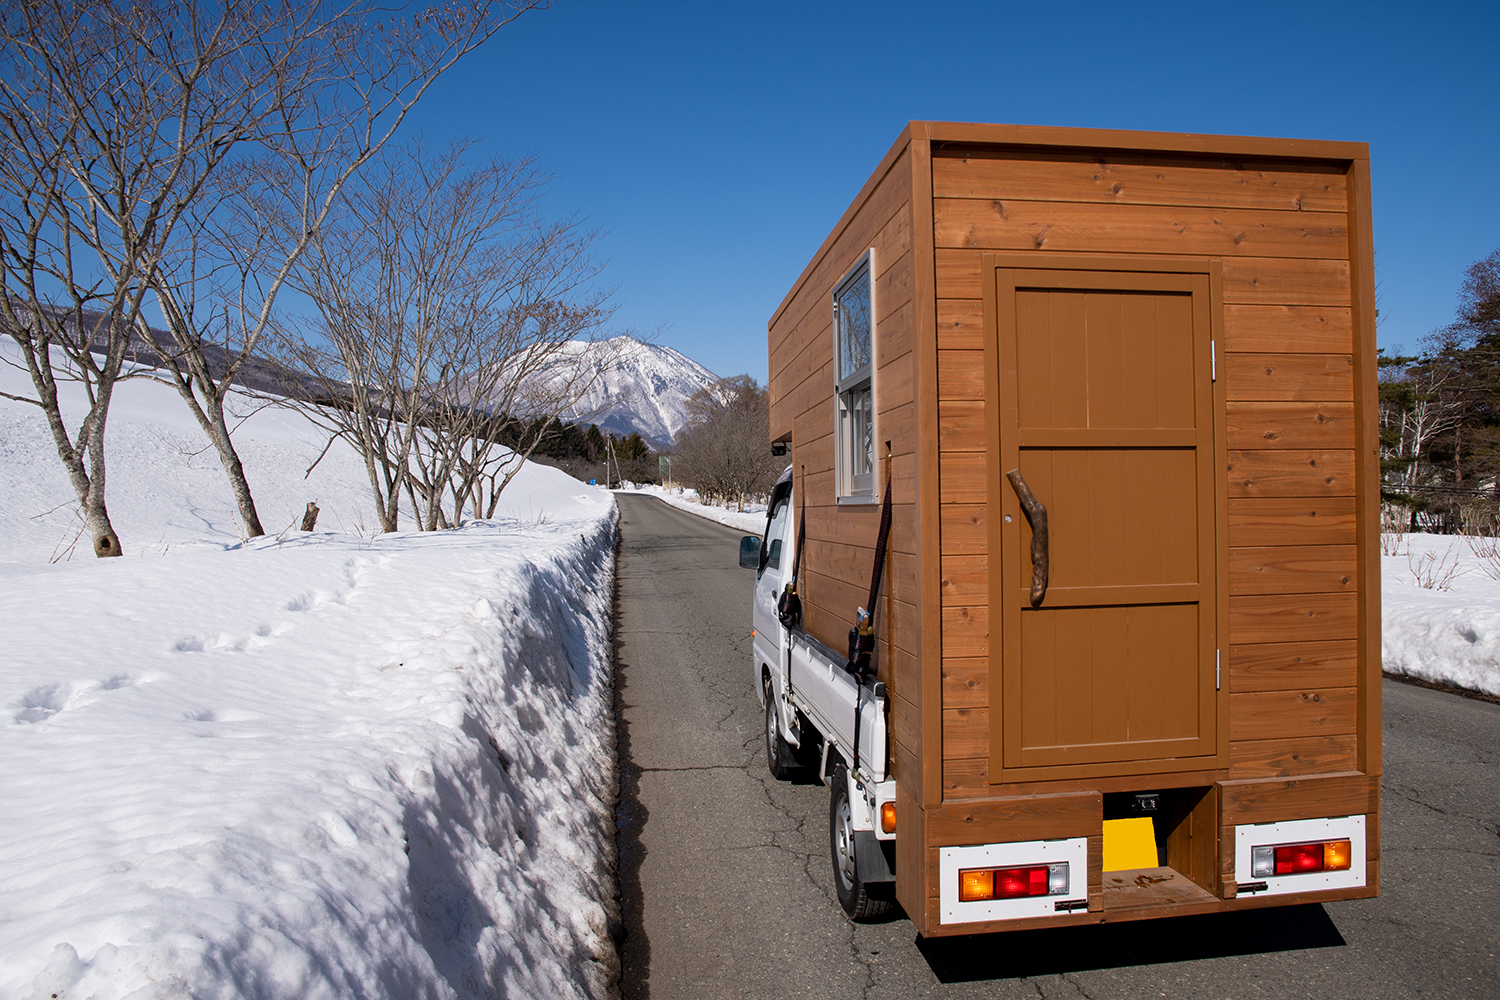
<box><xmin>829</xmin><ymin>765</ymin><xmax>894</xmax><ymax>921</ymax></box>
<box><xmin>764</xmin><ymin>676</ymin><xmax>795</xmax><ymax>780</ymax></box>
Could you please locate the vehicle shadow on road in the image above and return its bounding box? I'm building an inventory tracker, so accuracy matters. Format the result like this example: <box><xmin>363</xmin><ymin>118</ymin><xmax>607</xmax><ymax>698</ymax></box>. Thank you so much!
<box><xmin>915</xmin><ymin>904</ymin><xmax>1346</xmax><ymax>982</ymax></box>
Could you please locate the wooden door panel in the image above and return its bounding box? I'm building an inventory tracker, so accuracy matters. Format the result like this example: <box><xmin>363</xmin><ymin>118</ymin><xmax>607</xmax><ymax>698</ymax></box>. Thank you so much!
<box><xmin>1016</xmin><ymin>605</ymin><xmax>1201</xmax><ymax>757</ymax></box>
<box><xmin>1015</xmin><ymin>289</ymin><xmax>1197</xmax><ymax>431</ymax></box>
<box><xmin>990</xmin><ymin>259</ymin><xmax>1226</xmax><ymax>782</ymax></box>
<box><xmin>1016</xmin><ymin>449</ymin><xmax>1199</xmax><ymax>594</ymax></box>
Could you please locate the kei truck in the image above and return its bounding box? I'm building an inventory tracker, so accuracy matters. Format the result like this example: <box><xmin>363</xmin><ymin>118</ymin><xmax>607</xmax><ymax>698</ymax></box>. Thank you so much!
<box><xmin>739</xmin><ymin>121</ymin><xmax>1380</xmax><ymax>934</ymax></box>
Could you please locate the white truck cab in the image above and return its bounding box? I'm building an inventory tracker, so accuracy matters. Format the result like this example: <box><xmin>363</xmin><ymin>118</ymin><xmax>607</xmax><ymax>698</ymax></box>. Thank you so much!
<box><xmin>740</xmin><ymin>466</ymin><xmax>898</xmax><ymax>920</ymax></box>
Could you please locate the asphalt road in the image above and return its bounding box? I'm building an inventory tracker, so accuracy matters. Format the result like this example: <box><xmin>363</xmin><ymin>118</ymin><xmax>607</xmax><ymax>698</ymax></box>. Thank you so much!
<box><xmin>613</xmin><ymin>493</ymin><xmax>1500</xmax><ymax>999</ymax></box>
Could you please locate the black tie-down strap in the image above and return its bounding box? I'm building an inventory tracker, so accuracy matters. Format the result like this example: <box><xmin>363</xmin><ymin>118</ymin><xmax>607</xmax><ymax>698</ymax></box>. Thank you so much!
<box><xmin>776</xmin><ymin>467</ymin><xmax>807</xmax><ymax>629</ymax></box>
<box><xmin>845</xmin><ymin>474</ymin><xmax>893</xmax><ymax>680</ymax></box>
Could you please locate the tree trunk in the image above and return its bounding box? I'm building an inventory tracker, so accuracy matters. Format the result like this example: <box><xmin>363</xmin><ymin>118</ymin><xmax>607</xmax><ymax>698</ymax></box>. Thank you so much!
<box><xmin>30</xmin><ymin>351</ymin><xmax>125</xmax><ymax>558</ymax></box>
<box><xmin>164</xmin><ymin>371</ymin><xmax>266</xmax><ymax>538</ymax></box>
<box><xmin>204</xmin><ymin>396</ymin><xmax>265</xmax><ymax>538</ymax></box>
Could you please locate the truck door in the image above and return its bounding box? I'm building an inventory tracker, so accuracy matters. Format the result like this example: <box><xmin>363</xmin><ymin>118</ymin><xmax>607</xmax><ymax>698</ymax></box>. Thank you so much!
<box><xmin>752</xmin><ymin>478</ymin><xmax>793</xmax><ymax>680</ymax></box>
<box><xmin>989</xmin><ymin>261</ymin><xmax>1227</xmax><ymax>782</ymax></box>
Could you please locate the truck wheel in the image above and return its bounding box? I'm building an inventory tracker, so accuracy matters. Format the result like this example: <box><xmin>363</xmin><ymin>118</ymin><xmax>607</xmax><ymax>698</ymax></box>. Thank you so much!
<box><xmin>764</xmin><ymin>677</ymin><xmax>796</xmax><ymax>780</ymax></box>
<box><xmin>829</xmin><ymin>765</ymin><xmax>893</xmax><ymax>921</ymax></box>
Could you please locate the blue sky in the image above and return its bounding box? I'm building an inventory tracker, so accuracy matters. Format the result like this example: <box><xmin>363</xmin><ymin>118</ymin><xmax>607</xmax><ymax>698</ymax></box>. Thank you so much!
<box><xmin>408</xmin><ymin>0</ymin><xmax>1499</xmax><ymax>380</ymax></box>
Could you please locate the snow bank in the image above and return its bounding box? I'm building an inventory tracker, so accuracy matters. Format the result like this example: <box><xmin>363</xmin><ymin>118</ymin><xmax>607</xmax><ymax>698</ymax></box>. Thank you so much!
<box><xmin>1382</xmin><ymin>532</ymin><xmax>1500</xmax><ymax>698</ymax></box>
<box><xmin>615</xmin><ymin>483</ymin><xmax>766</xmax><ymax>534</ymax></box>
<box><xmin>0</xmin><ymin>343</ymin><xmax>621</xmax><ymax>999</ymax></box>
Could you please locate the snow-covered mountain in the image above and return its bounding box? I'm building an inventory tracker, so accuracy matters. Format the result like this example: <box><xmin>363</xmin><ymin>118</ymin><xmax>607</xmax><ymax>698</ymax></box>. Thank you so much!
<box><xmin>534</xmin><ymin>335</ymin><xmax>721</xmax><ymax>447</ymax></box>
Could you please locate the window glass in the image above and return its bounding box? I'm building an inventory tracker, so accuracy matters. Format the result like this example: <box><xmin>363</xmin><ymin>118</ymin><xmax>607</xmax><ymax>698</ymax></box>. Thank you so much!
<box><xmin>848</xmin><ymin>384</ymin><xmax>873</xmax><ymax>484</ymax></box>
<box><xmin>761</xmin><ymin>496</ymin><xmax>791</xmax><ymax>569</ymax></box>
<box><xmin>835</xmin><ymin>267</ymin><xmax>871</xmax><ymax>382</ymax></box>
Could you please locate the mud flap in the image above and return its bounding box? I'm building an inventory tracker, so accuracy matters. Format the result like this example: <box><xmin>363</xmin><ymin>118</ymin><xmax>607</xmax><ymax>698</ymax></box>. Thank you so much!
<box><xmin>855</xmin><ymin>831</ymin><xmax>896</xmax><ymax>884</ymax></box>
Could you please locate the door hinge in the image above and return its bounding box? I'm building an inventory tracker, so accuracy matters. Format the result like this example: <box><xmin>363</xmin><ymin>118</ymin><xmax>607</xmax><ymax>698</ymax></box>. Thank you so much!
<box><xmin>1211</xmin><ymin>341</ymin><xmax>1218</xmax><ymax>382</ymax></box>
<box><xmin>1216</xmin><ymin>649</ymin><xmax>1221</xmax><ymax>691</ymax></box>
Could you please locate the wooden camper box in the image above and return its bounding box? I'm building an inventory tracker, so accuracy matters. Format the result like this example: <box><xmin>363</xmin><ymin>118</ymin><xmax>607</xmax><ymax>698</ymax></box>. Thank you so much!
<box><xmin>766</xmin><ymin>121</ymin><xmax>1379</xmax><ymax>936</ymax></box>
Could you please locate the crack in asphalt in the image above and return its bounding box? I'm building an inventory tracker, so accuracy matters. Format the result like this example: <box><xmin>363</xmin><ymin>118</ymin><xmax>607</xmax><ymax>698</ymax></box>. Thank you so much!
<box><xmin>1383</xmin><ymin>780</ymin><xmax>1500</xmax><ymax>837</ymax></box>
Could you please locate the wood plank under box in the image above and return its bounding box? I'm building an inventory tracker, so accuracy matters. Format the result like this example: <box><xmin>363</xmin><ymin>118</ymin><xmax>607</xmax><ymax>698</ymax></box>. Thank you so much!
<box><xmin>1100</xmin><ymin>867</ymin><xmax>1220</xmax><ymax>917</ymax></box>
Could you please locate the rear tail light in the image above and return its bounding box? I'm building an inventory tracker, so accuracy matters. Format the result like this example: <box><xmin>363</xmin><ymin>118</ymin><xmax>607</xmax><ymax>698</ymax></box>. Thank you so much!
<box><xmin>1251</xmin><ymin>839</ymin><xmax>1352</xmax><ymax>878</ymax></box>
<box><xmin>958</xmin><ymin>863</ymin><xmax>1069</xmax><ymax>902</ymax></box>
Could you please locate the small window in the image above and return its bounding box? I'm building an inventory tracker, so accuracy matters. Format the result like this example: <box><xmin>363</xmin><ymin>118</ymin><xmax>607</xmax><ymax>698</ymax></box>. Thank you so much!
<box><xmin>834</xmin><ymin>253</ymin><xmax>875</xmax><ymax>499</ymax></box>
<box><xmin>760</xmin><ymin>491</ymin><xmax>791</xmax><ymax>572</ymax></box>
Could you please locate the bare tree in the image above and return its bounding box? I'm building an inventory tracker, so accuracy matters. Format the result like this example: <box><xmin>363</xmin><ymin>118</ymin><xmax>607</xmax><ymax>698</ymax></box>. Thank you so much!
<box><xmin>0</xmin><ymin>0</ymin><xmax>541</xmax><ymax>555</ymax></box>
<box><xmin>273</xmin><ymin>139</ymin><xmax>615</xmax><ymax>532</ymax></box>
<box><xmin>674</xmin><ymin>375</ymin><xmax>783</xmax><ymax>511</ymax></box>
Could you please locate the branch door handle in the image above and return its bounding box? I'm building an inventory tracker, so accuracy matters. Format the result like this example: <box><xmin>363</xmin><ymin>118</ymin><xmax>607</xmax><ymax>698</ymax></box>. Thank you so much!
<box><xmin>1005</xmin><ymin>468</ymin><xmax>1049</xmax><ymax>608</ymax></box>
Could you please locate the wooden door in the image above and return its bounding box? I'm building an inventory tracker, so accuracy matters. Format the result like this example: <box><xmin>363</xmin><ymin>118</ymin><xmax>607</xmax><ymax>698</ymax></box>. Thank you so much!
<box><xmin>986</xmin><ymin>259</ymin><xmax>1226</xmax><ymax>782</ymax></box>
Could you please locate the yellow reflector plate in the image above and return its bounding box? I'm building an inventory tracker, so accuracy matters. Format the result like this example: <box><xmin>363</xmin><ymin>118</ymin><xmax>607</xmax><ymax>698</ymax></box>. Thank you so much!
<box><xmin>1102</xmin><ymin>817</ymin><xmax>1158</xmax><ymax>871</ymax></box>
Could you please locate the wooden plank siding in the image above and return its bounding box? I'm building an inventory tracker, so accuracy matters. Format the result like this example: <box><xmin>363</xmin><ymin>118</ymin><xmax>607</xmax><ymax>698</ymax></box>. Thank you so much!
<box><xmin>928</xmin><ymin>142</ymin><xmax>1370</xmax><ymax>799</ymax></box>
<box><xmin>766</xmin><ymin>134</ymin><xmax>929</xmax><ymax>808</ymax></box>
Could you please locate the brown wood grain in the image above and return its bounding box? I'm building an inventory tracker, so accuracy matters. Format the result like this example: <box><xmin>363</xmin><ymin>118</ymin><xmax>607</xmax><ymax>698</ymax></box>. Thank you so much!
<box><xmin>935</xmin><ymin>248</ymin><xmax>983</xmax><ymax>299</ymax></box>
<box><xmin>1228</xmin><ymin>497</ymin><xmax>1357</xmax><ymax>546</ymax></box>
<box><xmin>1229</xmin><ymin>639</ymin><xmax>1358</xmax><ymax>692</ymax></box>
<box><xmin>940</xmin><ymin>253</ymin><xmax>1353</xmax><ymax>308</ymax></box>
<box><xmin>1228</xmin><ymin>450</ymin><xmax>1356</xmax><ymax>497</ymax></box>
<box><xmin>920</xmin><ymin>121</ymin><xmax>1365</xmax><ymax>162</ymax></box>
<box><xmin>1347</xmin><ymin>157</ymin><xmax>1382</xmax><ymax>779</ymax></box>
<box><xmin>1219</xmin><ymin>772</ymin><xmax>1377</xmax><ymax>826</ymax></box>
<box><xmin>941</xmin><ymin>604</ymin><xmax>988</xmax><ymax>657</ymax></box>
<box><xmin>925</xmin><ymin>790</ymin><xmax>1102</xmax><ymax>844</ymax></box>
<box><xmin>1221</xmin><ymin>258</ymin><xmax>1350</xmax><ymax>306</ymax></box>
<box><xmin>1228</xmin><ymin>734</ymin><xmax>1358</xmax><ymax>778</ymax></box>
<box><xmin>1101</xmin><ymin>867</ymin><xmax>1221</xmax><ymax>916</ymax></box>
<box><xmin>939</xmin><ymin>400</ymin><xmax>987</xmax><ymax>452</ymax></box>
<box><xmin>892</xmin><ymin>691</ymin><xmax>921</xmax><ymax>759</ymax></box>
<box><xmin>942</xmin><ymin>757</ymin><xmax>989</xmax><ymax>798</ymax></box>
<box><xmin>940</xmin><ymin>554</ymin><xmax>988</xmax><ymax>606</ymax></box>
<box><xmin>1226</xmin><ymin>402</ymin><xmax>1356</xmax><ymax>450</ymax></box>
<box><xmin>941</xmin><ymin>657</ymin><xmax>988</xmax><ymax>709</ymax></box>
<box><xmin>1228</xmin><ymin>545</ymin><xmax>1357</xmax><ymax>595</ymax></box>
<box><xmin>937</xmin><ymin>298</ymin><xmax>984</xmax><ymax>350</ymax></box>
<box><xmin>940</xmin><ymin>504</ymin><xmax>988</xmax><ymax>554</ymax></box>
<box><xmin>932</xmin><ymin>151</ymin><xmax>1348</xmax><ymax>213</ymax></box>
<box><xmin>890</xmin><ymin>648</ymin><xmax>921</xmax><ymax>716</ymax></box>
<box><xmin>1229</xmin><ymin>593</ymin><xmax>1358</xmax><ymax>643</ymax></box>
<box><xmin>1224</xmin><ymin>353</ymin><xmax>1353</xmax><ymax>402</ymax></box>
<box><xmin>938</xmin><ymin>349</ymin><xmax>987</xmax><ymax>399</ymax></box>
<box><xmin>876</xmin><ymin>352</ymin><xmax>912</xmax><ymax>419</ymax></box>
<box><xmin>1230</xmin><ymin>687</ymin><xmax>1358</xmax><ymax>740</ymax></box>
<box><xmin>935</xmin><ymin>199</ymin><xmax>1348</xmax><ymax>259</ymax></box>
<box><xmin>1224</xmin><ymin>304</ymin><xmax>1353</xmax><ymax>353</ymax></box>
<box><xmin>942</xmin><ymin>707</ymin><xmax>988</xmax><ymax>758</ymax></box>
<box><xmin>894</xmin><ymin>783</ymin><xmax>926</xmax><ymax>933</ymax></box>
<box><xmin>939</xmin><ymin>452</ymin><xmax>988</xmax><ymax>503</ymax></box>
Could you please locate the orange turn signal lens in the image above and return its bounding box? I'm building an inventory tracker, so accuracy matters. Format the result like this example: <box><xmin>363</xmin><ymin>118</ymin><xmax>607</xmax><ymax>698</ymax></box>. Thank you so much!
<box><xmin>958</xmin><ymin>868</ymin><xmax>995</xmax><ymax>902</ymax></box>
<box><xmin>1323</xmin><ymin>839</ymin><xmax>1352</xmax><ymax>871</ymax></box>
<box><xmin>880</xmin><ymin>802</ymin><xmax>897</xmax><ymax>834</ymax></box>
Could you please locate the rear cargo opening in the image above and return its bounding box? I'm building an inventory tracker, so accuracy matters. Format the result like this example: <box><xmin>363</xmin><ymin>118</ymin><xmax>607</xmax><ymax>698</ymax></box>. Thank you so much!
<box><xmin>1100</xmin><ymin>786</ymin><xmax>1221</xmax><ymax>916</ymax></box>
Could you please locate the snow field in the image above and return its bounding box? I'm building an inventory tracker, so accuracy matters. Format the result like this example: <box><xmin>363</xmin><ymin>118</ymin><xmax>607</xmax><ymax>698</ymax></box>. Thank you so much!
<box><xmin>1382</xmin><ymin>530</ymin><xmax>1500</xmax><ymax>698</ymax></box>
<box><xmin>1</xmin><ymin>343</ymin><xmax>622</xmax><ymax>999</ymax></box>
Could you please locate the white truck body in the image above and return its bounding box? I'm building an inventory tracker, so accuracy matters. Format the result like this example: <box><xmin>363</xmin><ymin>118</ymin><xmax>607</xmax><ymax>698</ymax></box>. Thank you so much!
<box><xmin>743</xmin><ymin>467</ymin><xmax>897</xmax><ymax>912</ymax></box>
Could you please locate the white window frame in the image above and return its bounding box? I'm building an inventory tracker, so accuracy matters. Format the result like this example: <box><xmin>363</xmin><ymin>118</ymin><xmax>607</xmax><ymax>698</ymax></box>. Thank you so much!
<box><xmin>833</xmin><ymin>250</ymin><xmax>877</xmax><ymax>502</ymax></box>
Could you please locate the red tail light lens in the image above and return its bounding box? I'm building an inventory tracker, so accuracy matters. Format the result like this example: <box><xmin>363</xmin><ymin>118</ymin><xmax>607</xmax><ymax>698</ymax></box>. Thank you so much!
<box><xmin>995</xmin><ymin>865</ymin><xmax>1050</xmax><ymax>899</ymax></box>
<box><xmin>1275</xmin><ymin>842</ymin><xmax>1325</xmax><ymax>875</ymax></box>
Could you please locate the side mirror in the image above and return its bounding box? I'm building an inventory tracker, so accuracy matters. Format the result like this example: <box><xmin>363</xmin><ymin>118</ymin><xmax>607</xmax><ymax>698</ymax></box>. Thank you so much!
<box><xmin>739</xmin><ymin>535</ymin><xmax>762</xmax><ymax>569</ymax></box>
